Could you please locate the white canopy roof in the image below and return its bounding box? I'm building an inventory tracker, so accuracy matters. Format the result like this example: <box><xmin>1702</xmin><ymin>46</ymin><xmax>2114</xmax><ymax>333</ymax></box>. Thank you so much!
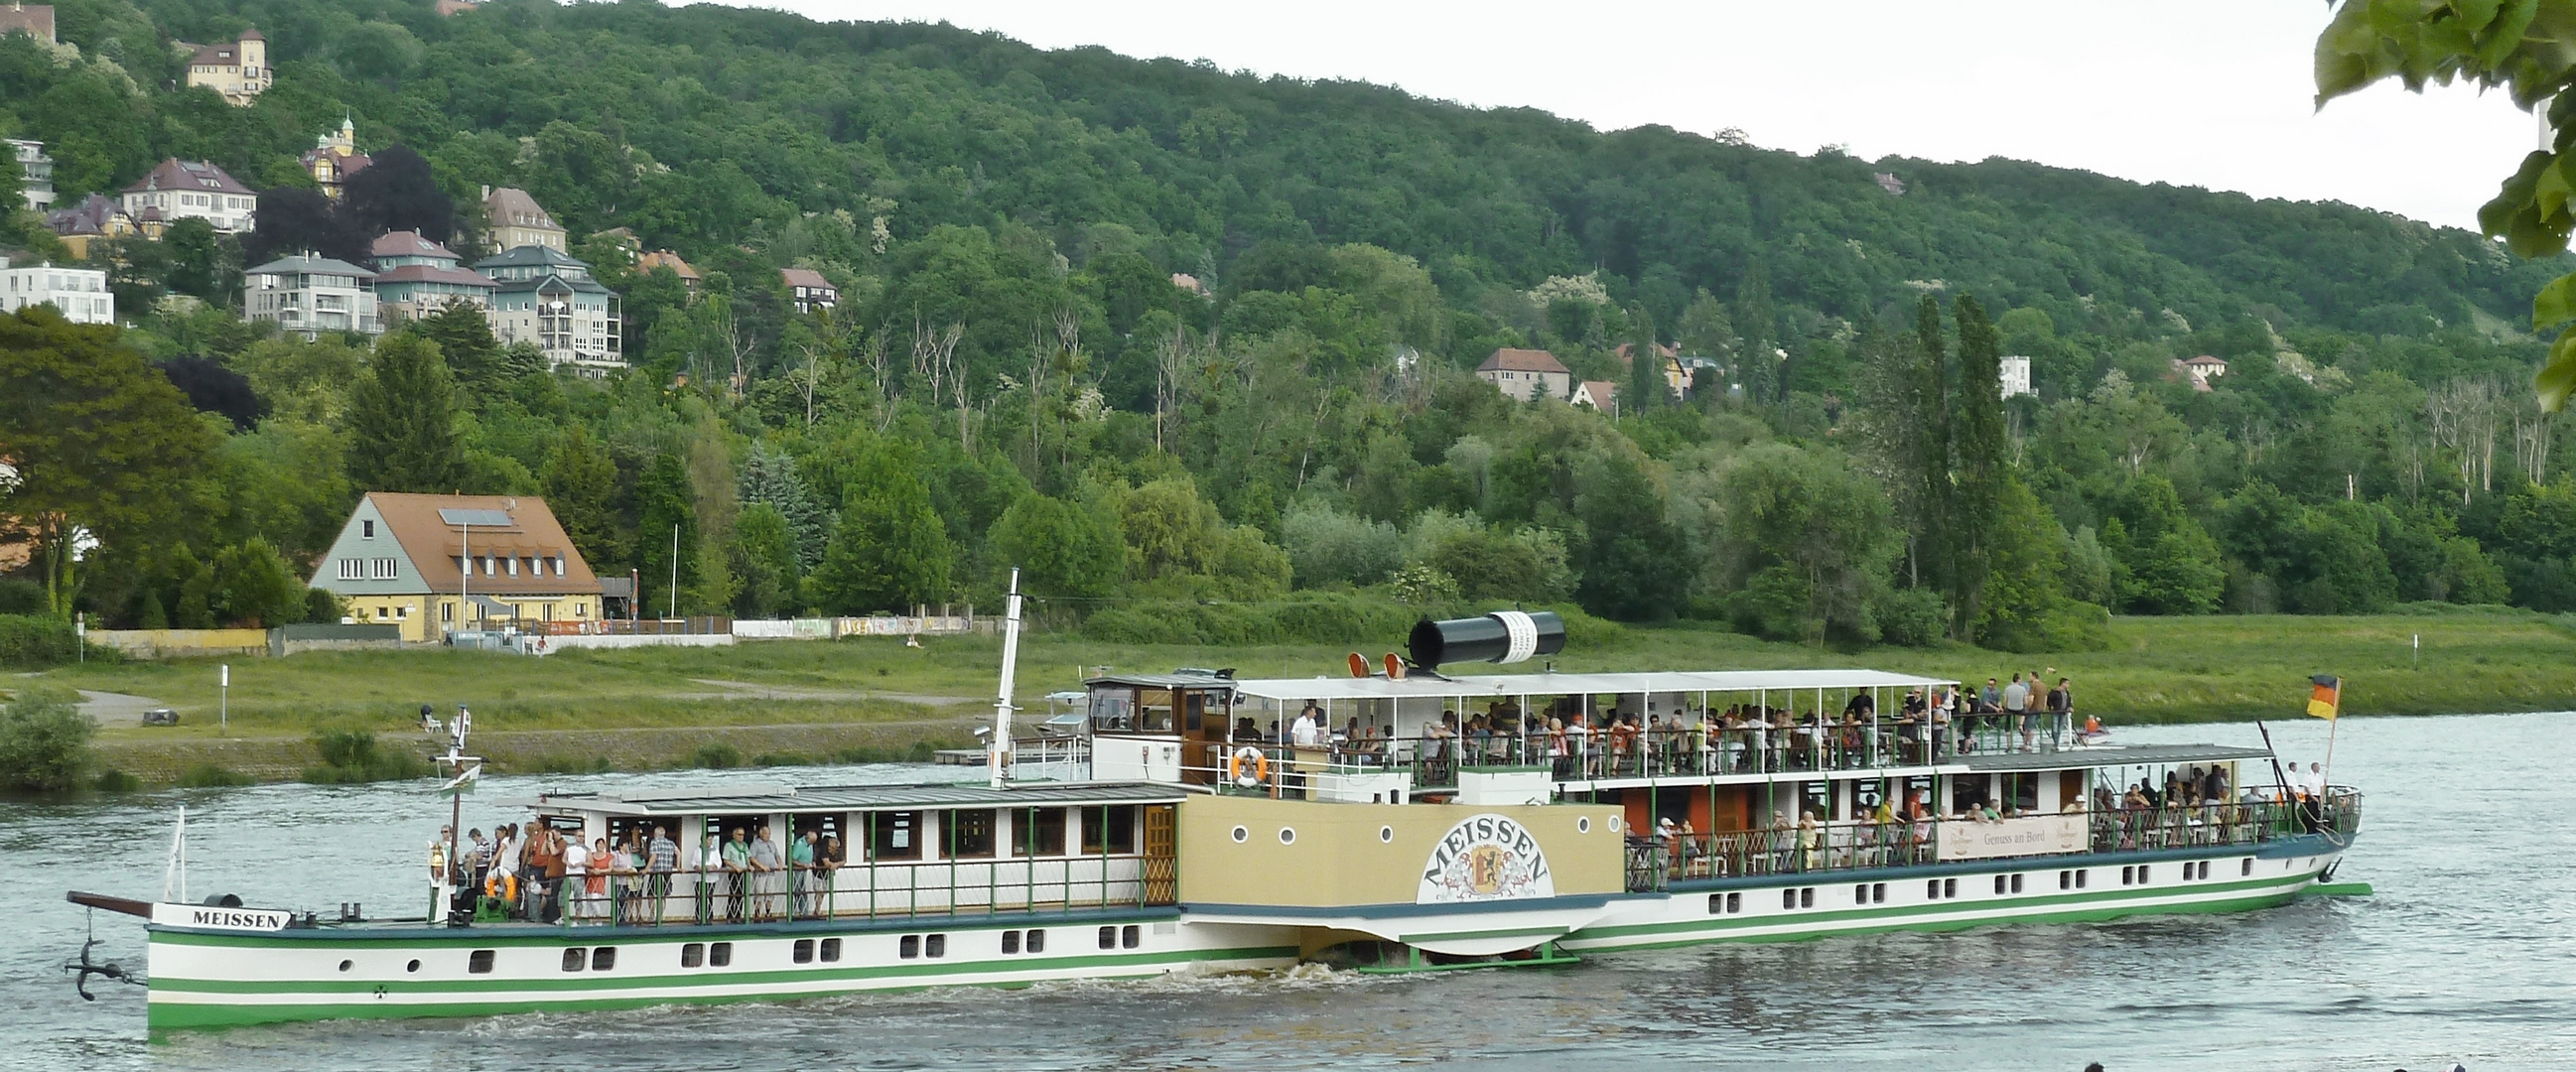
<box><xmin>1229</xmin><ymin>668</ymin><xmax>1954</xmax><ymax>704</ymax></box>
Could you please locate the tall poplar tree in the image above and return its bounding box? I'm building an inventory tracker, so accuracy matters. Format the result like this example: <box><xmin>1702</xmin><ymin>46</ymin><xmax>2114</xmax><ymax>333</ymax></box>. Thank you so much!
<box><xmin>1948</xmin><ymin>295</ymin><xmax>2009</xmax><ymax>638</ymax></box>
<box><xmin>345</xmin><ymin>334</ymin><xmax>465</xmax><ymax>494</ymax></box>
<box><xmin>1625</xmin><ymin>306</ymin><xmax>1661</xmax><ymax>414</ymax></box>
<box><xmin>1733</xmin><ymin>266</ymin><xmax>1776</xmax><ymax>406</ymax></box>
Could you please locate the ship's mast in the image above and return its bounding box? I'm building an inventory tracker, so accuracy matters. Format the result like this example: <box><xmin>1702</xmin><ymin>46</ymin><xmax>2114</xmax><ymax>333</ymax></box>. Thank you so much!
<box><xmin>990</xmin><ymin>568</ymin><xmax>1023</xmax><ymax>789</ymax></box>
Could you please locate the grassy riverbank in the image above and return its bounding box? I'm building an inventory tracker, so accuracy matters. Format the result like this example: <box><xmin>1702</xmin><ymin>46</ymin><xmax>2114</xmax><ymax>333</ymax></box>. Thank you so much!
<box><xmin>17</xmin><ymin>607</ymin><xmax>2572</xmax><ymax>784</ymax></box>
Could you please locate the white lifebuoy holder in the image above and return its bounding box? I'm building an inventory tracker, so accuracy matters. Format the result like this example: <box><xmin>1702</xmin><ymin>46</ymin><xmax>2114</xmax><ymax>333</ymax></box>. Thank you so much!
<box><xmin>1227</xmin><ymin>746</ymin><xmax>1270</xmax><ymax>788</ymax></box>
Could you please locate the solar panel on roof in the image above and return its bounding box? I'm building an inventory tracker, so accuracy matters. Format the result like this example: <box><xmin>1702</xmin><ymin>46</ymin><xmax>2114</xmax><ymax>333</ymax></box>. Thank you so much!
<box><xmin>437</xmin><ymin>508</ymin><xmax>513</xmax><ymax>526</ymax></box>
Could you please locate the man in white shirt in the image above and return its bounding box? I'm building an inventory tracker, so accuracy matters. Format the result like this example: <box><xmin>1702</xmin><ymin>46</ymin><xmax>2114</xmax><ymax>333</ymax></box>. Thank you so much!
<box><xmin>2001</xmin><ymin>674</ymin><xmax>2031</xmax><ymax>752</ymax></box>
<box><xmin>1290</xmin><ymin>704</ymin><xmax>1321</xmax><ymax>746</ymax></box>
<box><xmin>2306</xmin><ymin>762</ymin><xmax>2328</xmax><ymax>799</ymax></box>
<box><xmin>561</xmin><ymin>836</ymin><xmax>591</xmax><ymax>922</ymax></box>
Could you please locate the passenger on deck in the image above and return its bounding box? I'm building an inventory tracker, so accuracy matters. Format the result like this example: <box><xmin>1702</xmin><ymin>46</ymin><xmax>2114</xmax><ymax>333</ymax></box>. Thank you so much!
<box><xmin>696</xmin><ymin>832</ymin><xmax>725</xmax><ymax>924</ymax></box>
<box><xmin>646</xmin><ymin>825</ymin><xmax>678</xmax><ymax>923</ymax></box>
<box><xmin>722</xmin><ymin>827</ymin><xmax>753</xmax><ymax>922</ymax></box>
<box><xmin>2047</xmin><ymin>678</ymin><xmax>2073</xmax><ymax>749</ymax></box>
<box><xmin>1290</xmin><ymin>704</ymin><xmax>1322</xmax><ymax>746</ymax></box>
<box><xmin>572</xmin><ymin>837</ymin><xmax>602</xmax><ymax>922</ymax></box>
<box><xmin>791</xmin><ymin>830</ymin><xmax>819</xmax><ymax>918</ymax></box>
<box><xmin>749</xmin><ymin>825</ymin><xmax>785</xmax><ymax>922</ymax></box>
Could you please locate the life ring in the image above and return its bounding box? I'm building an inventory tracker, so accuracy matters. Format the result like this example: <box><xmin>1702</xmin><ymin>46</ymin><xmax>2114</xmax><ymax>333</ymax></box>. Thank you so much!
<box><xmin>1226</xmin><ymin>746</ymin><xmax>1269</xmax><ymax>788</ymax></box>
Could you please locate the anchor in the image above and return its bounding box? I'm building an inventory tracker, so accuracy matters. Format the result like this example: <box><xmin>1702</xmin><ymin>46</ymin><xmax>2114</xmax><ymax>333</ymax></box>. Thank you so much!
<box><xmin>61</xmin><ymin>913</ymin><xmax>146</xmax><ymax>1002</ymax></box>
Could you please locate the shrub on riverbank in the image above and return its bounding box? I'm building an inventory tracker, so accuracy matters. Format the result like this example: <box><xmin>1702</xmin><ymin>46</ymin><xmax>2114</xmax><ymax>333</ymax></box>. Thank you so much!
<box><xmin>0</xmin><ymin>613</ymin><xmax>78</xmax><ymax>668</ymax></box>
<box><xmin>178</xmin><ymin>764</ymin><xmax>256</xmax><ymax>788</ymax></box>
<box><xmin>0</xmin><ymin>686</ymin><xmax>95</xmax><ymax>791</ymax></box>
<box><xmin>303</xmin><ymin>730</ymin><xmax>432</xmax><ymax>783</ymax></box>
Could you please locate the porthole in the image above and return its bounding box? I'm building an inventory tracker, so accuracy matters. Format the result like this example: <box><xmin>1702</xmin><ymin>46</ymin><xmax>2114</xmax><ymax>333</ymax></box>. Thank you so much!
<box><xmin>405</xmin><ymin>959</ymin><xmax>421</xmax><ymax>973</ymax></box>
<box><xmin>819</xmin><ymin>938</ymin><xmax>841</xmax><ymax>963</ymax></box>
<box><xmin>680</xmin><ymin>943</ymin><xmax>705</xmax><ymax>969</ymax></box>
<box><xmin>1231</xmin><ymin>826</ymin><xmax>1248</xmax><ymax>844</ymax></box>
<box><xmin>925</xmin><ymin>934</ymin><xmax>946</xmax><ymax>958</ymax></box>
<box><xmin>1607</xmin><ymin>816</ymin><xmax>1620</xmax><ymax>832</ymax></box>
<box><xmin>1576</xmin><ymin>817</ymin><xmax>1591</xmax><ymax>834</ymax></box>
<box><xmin>1003</xmin><ymin>930</ymin><xmax>1021</xmax><ymax>955</ymax></box>
<box><xmin>900</xmin><ymin>935</ymin><xmax>921</xmax><ymax>959</ymax></box>
<box><xmin>1724</xmin><ymin>892</ymin><xmax>1741</xmax><ymax>913</ymax></box>
<box><xmin>1379</xmin><ymin>826</ymin><xmax>1395</xmax><ymax>844</ymax></box>
<box><xmin>2010</xmin><ymin>874</ymin><xmax>2023</xmax><ymax>893</ymax></box>
<box><xmin>1941</xmin><ymin>878</ymin><xmax>1956</xmax><ymax>898</ymax></box>
<box><xmin>1707</xmin><ymin>893</ymin><xmax>1725</xmax><ymax>915</ymax></box>
<box><xmin>562</xmin><ymin>948</ymin><xmax>586</xmax><ymax>972</ymax></box>
<box><xmin>1871</xmin><ymin>882</ymin><xmax>1886</xmax><ymax>904</ymax></box>
<box><xmin>1098</xmin><ymin>925</ymin><xmax>1117</xmax><ymax>950</ymax></box>
<box><xmin>468</xmin><ymin>950</ymin><xmax>494</xmax><ymax>974</ymax></box>
<box><xmin>1278</xmin><ymin>827</ymin><xmax>1296</xmax><ymax>846</ymax></box>
<box><xmin>1799</xmin><ymin>887</ymin><xmax>1814</xmax><ymax>908</ymax></box>
<box><xmin>709</xmin><ymin>942</ymin><xmax>732</xmax><ymax>967</ymax></box>
<box><xmin>2241</xmin><ymin>858</ymin><xmax>2253</xmax><ymax>876</ymax></box>
<box><xmin>591</xmin><ymin>947</ymin><xmax>615</xmax><ymax>972</ymax></box>
<box><xmin>1025</xmin><ymin>929</ymin><xmax>1045</xmax><ymax>953</ymax></box>
<box><xmin>1784</xmin><ymin>888</ymin><xmax>1799</xmax><ymax>910</ymax></box>
<box><xmin>1120</xmin><ymin>925</ymin><xmax>1140</xmax><ymax>949</ymax></box>
<box><xmin>338</xmin><ymin>959</ymin><xmax>353</xmax><ymax>973</ymax></box>
<box><xmin>1926</xmin><ymin>879</ymin><xmax>1941</xmax><ymax>899</ymax></box>
<box><xmin>793</xmin><ymin>939</ymin><xmax>815</xmax><ymax>964</ymax></box>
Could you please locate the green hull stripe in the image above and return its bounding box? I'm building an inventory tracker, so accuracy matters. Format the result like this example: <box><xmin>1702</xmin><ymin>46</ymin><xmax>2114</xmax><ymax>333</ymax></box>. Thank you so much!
<box><xmin>150</xmin><ymin>908</ymin><xmax>1182</xmax><ymax>949</ymax></box>
<box><xmin>151</xmin><ymin>944</ymin><xmax>1299</xmax><ymax>997</ymax></box>
<box><xmin>1568</xmin><ymin>873</ymin><xmax>2313</xmax><ymax>943</ymax></box>
<box><xmin>1571</xmin><ymin>890</ymin><xmax>2296</xmax><ymax>951</ymax></box>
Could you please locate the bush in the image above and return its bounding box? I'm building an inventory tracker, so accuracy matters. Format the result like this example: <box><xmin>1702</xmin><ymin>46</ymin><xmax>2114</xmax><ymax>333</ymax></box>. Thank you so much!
<box><xmin>0</xmin><ymin>613</ymin><xmax>78</xmax><ymax>668</ymax></box>
<box><xmin>92</xmin><ymin>768</ymin><xmax>143</xmax><ymax>792</ymax></box>
<box><xmin>303</xmin><ymin>730</ymin><xmax>432</xmax><ymax>783</ymax></box>
<box><xmin>303</xmin><ymin>588</ymin><xmax>343</xmax><ymax>623</ymax></box>
<box><xmin>1872</xmin><ymin>588</ymin><xmax>1950</xmax><ymax>648</ymax></box>
<box><xmin>177</xmin><ymin>764</ymin><xmax>257</xmax><ymax>788</ymax></box>
<box><xmin>0</xmin><ymin>579</ymin><xmax>45</xmax><ymax>614</ymax></box>
<box><xmin>0</xmin><ymin>686</ymin><xmax>95</xmax><ymax>791</ymax></box>
<box><xmin>691</xmin><ymin>742</ymin><xmax>745</xmax><ymax>769</ymax></box>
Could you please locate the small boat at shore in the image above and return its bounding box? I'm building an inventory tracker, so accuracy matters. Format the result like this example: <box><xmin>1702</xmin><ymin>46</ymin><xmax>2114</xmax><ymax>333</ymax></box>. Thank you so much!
<box><xmin>68</xmin><ymin>587</ymin><xmax>2362</xmax><ymax>1031</ymax></box>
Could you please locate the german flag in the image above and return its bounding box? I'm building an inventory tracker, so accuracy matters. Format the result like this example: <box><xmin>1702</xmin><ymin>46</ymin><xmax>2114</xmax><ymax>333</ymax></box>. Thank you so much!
<box><xmin>2306</xmin><ymin>675</ymin><xmax>2341</xmax><ymax>720</ymax></box>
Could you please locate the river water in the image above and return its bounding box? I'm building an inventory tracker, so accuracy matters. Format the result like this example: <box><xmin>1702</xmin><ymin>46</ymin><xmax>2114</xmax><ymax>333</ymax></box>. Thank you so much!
<box><xmin>0</xmin><ymin>713</ymin><xmax>2560</xmax><ymax>1071</ymax></box>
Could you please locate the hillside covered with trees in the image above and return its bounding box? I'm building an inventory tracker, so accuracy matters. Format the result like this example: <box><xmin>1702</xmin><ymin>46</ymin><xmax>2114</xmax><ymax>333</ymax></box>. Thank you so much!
<box><xmin>5</xmin><ymin>0</ymin><xmax>2574</xmax><ymax>651</ymax></box>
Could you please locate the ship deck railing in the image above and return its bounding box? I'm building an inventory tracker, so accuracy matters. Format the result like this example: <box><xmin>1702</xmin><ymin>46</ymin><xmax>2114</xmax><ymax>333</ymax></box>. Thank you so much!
<box><xmin>1253</xmin><ymin>722</ymin><xmax>2084</xmax><ymax>790</ymax></box>
<box><xmin>1616</xmin><ymin>791</ymin><xmax>2360</xmax><ymax>892</ymax></box>
<box><xmin>468</xmin><ymin>851</ymin><xmax>1177</xmax><ymax>929</ymax></box>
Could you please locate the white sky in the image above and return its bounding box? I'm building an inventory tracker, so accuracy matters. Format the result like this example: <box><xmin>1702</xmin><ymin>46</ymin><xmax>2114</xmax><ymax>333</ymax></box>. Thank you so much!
<box><xmin>704</xmin><ymin>0</ymin><xmax>2537</xmax><ymax>231</ymax></box>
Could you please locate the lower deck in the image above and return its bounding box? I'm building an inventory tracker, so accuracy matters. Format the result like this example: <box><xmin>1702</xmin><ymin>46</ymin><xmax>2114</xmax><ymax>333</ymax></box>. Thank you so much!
<box><xmin>145</xmin><ymin>834</ymin><xmax>2351</xmax><ymax>1030</ymax></box>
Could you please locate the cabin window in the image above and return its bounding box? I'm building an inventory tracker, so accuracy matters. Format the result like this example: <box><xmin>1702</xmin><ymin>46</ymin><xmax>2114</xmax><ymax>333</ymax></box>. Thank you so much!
<box><xmin>1013</xmin><ymin>808</ymin><xmax>1066</xmax><ymax>856</ymax></box>
<box><xmin>2199</xmin><ymin>862</ymin><xmax>2213</xmax><ymax>880</ymax></box>
<box><xmin>946</xmin><ymin>809</ymin><xmax>997</xmax><ymax>859</ymax></box>
<box><xmin>1136</xmin><ymin>689</ymin><xmax>1176</xmax><ymax>733</ymax></box>
<box><xmin>681</xmin><ymin>943</ymin><xmax>704</xmax><ymax>968</ymax></box>
<box><xmin>562</xmin><ymin>948</ymin><xmax>586</xmax><ymax>972</ymax></box>
<box><xmin>1121</xmin><ymin>925</ymin><xmax>1140</xmax><ymax>949</ymax></box>
<box><xmin>794</xmin><ymin>939</ymin><xmax>814</xmax><ymax>964</ymax></box>
<box><xmin>925</xmin><ymin>934</ymin><xmax>947</xmax><ymax>958</ymax></box>
<box><xmin>1786</xmin><ymin>888</ymin><xmax>1801</xmax><ymax>910</ymax></box>
<box><xmin>709</xmin><ymin>942</ymin><xmax>732</xmax><ymax>967</ymax></box>
<box><xmin>2004</xmin><ymin>772</ymin><xmax>2040</xmax><ymax>813</ymax></box>
<box><xmin>1081</xmin><ymin>805</ymin><xmax>1139</xmax><ymax>855</ymax></box>
<box><xmin>899</xmin><ymin>935</ymin><xmax>920</xmax><ymax>959</ymax></box>
<box><xmin>1003</xmin><ymin>930</ymin><xmax>1021</xmax><ymax>955</ymax></box>
<box><xmin>1994</xmin><ymin>875</ymin><xmax>2008</xmax><ymax>895</ymax></box>
<box><xmin>469</xmin><ymin>950</ymin><xmax>494</xmax><ymax>974</ymax></box>
<box><xmin>2075</xmin><ymin>870</ymin><xmax>2088</xmax><ymax>889</ymax></box>
<box><xmin>870</xmin><ymin>811</ymin><xmax>921</xmax><ymax>861</ymax></box>
<box><xmin>1926</xmin><ymin>879</ymin><xmax>1941</xmax><ymax>900</ymax></box>
<box><xmin>1182</xmin><ymin>690</ymin><xmax>1207</xmax><ymax>733</ymax></box>
<box><xmin>1099</xmin><ymin>926</ymin><xmax>1117</xmax><ymax>950</ymax></box>
<box><xmin>1853</xmin><ymin>883</ymin><xmax>1869</xmax><ymax>905</ymax></box>
<box><xmin>1942</xmin><ymin>878</ymin><xmax>1957</xmax><ymax>899</ymax></box>
<box><xmin>1090</xmin><ymin>689</ymin><xmax>1134</xmax><ymax>733</ymax></box>
<box><xmin>820</xmin><ymin>938</ymin><xmax>841</xmax><ymax>962</ymax></box>
<box><xmin>1871</xmin><ymin>882</ymin><xmax>1886</xmax><ymax>903</ymax></box>
<box><xmin>2138</xmin><ymin>865</ymin><xmax>2151</xmax><ymax>883</ymax></box>
<box><xmin>1026</xmin><ymin>928</ymin><xmax>1045</xmax><ymax>953</ymax></box>
<box><xmin>592</xmin><ymin>947</ymin><xmax>615</xmax><ymax>972</ymax></box>
<box><xmin>2059</xmin><ymin>871</ymin><xmax>2072</xmax><ymax>890</ymax></box>
<box><xmin>2121</xmin><ymin>866</ymin><xmax>2135</xmax><ymax>886</ymax></box>
<box><xmin>2241</xmin><ymin>858</ymin><xmax>2253</xmax><ymax>876</ymax></box>
<box><xmin>2010</xmin><ymin>874</ymin><xmax>2023</xmax><ymax>893</ymax></box>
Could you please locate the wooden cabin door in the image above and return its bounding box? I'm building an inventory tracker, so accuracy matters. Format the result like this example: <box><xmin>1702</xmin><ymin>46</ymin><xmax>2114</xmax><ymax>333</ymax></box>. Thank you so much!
<box><xmin>1141</xmin><ymin>804</ymin><xmax>1177</xmax><ymax>904</ymax></box>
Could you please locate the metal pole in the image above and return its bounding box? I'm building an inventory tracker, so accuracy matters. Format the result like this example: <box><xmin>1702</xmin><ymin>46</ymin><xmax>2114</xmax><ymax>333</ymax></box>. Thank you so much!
<box><xmin>460</xmin><ymin>521</ymin><xmax>469</xmax><ymax>638</ymax></box>
<box><xmin>991</xmin><ymin>569</ymin><xmax>1023</xmax><ymax>789</ymax></box>
<box><xmin>669</xmin><ymin>524</ymin><xmax>680</xmax><ymax>618</ymax></box>
<box><xmin>218</xmin><ymin>662</ymin><xmax>228</xmax><ymax>736</ymax></box>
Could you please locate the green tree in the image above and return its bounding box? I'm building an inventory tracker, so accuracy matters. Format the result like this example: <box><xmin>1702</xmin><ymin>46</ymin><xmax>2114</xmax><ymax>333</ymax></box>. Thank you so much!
<box><xmin>1698</xmin><ymin>443</ymin><xmax>1900</xmax><ymax>642</ymax></box>
<box><xmin>409</xmin><ymin>301</ymin><xmax>511</xmax><ymax>396</ymax></box>
<box><xmin>812</xmin><ymin>443</ymin><xmax>953</xmax><ymax>612</ymax></box>
<box><xmin>1947</xmin><ymin>295</ymin><xmax>2011</xmax><ymax>638</ymax></box>
<box><xmin>539</xmin><ymin>425</ymin><xmax>619</xmax><ymax>569</ymax></box>
<box><xmin>738</xmin><ymin>444</ymin><xmax>830</xmax><ymax>570</ymax></box>
<box><xmin>1572</xmin><ymin>449</ymin><xmax>1691</xmax><ymax>620</ymax></box>
<box><xmin>0</xmin><ymin>307</ymin><xmax>218</xmax><ymax>614</ymax></box>
<box><xmin>989</xmin><ymin>491</ymin><xmax>1126</xmax><ymax>599</ymax></box>
<box><xmin>631</xmin><ymin>453</ymin><xmax>700</xmax><ymax>617</ymax></box>
<box><xmin>346</xmin><ymin>334</ymin><xmax>466</xmax><ymax>493</ymax></box>
<box><xmin>731</xmin><ymin>501</ymin><xmax>801</xmax><ymax>617</ymax></box>
<box><xmin>1625</xmin><ymin>306</ymin><xmax>1662</xmax><ymax>414</ymax></box>
<box><xmin>209</xmin><ymin>538</ymin><xmax>306</xmax><ymax>627</ymax></box>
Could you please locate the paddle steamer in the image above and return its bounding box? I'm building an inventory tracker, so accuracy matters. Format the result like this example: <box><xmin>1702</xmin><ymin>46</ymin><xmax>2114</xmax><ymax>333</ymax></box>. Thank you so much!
<box><xmin>72</xmin><ymin>591</ymin><xmax>2361</xmax><ymax>1030</ymax></box>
